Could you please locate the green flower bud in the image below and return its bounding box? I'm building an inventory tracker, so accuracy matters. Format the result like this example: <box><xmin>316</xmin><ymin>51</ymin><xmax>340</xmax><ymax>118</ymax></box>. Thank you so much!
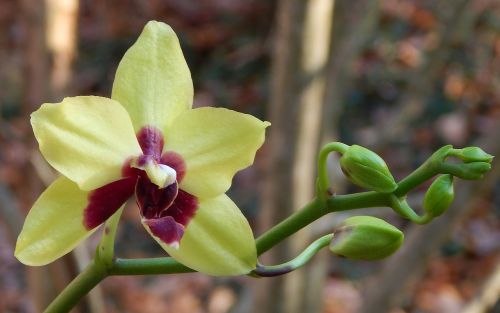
<box><xmin>457</xmin><ymin>147</ymin><xmax>493</xmax><ymax>163</ymax></box>
<box><xmin>339</xmin><ymin>145</ymin><xmax>397</xmax><ymax>193</ymax></box>
<box><xmin>330</xmin><ymin>216</ymin><xmax>404</xmax><ymax>260</ymax></box>
<box><xmin>423</xmin><ymin>174</ymin><xmax>454</xmax><ymax>217</ymax></box>
<box><xmin>443</xmin><ymin>161</ymin><xmax>492</xmax><ymax>180</ymax></box>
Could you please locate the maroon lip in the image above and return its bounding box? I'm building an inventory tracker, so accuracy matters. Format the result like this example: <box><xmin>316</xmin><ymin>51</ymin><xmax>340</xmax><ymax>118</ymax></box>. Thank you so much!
<box><xmin>144</xmin><ymin>216</ymin><xmax>184</xmax><ymax>247</ymax></box>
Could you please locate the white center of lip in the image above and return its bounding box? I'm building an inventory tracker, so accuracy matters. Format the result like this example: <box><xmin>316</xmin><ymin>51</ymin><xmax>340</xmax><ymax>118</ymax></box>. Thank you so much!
<box><xmin>133</xmin><ymin>158</ymin><xmax>177</xmax><ymax>188</ymax></box>
<box><xmin>156</xmin><ymin>164</ymin><xmax>177</xmax><ymax>187</ymax></box>
<box><xmin>145</xmin><ymin>162</ymin><xmax>176</xmax><ymax>188</ymax></box>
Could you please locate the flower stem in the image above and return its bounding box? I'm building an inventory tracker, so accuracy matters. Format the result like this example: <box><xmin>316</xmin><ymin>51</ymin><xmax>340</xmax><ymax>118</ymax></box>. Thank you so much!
<box><xmin>44</xmin><ymin>145</ymin><xmax>486</xmax><ymax>312</ymax></box>
<box><xmin>317</xmin><ymin>142</ymin><xmax>349</xmax><ymax>199</ymax></box>
<box><xmin>43</xmin><ymin>260</ymin><xmax>107</xmax><ymax>313</ymax></box>
<box><xmin>96</xmin><ymin>207</ymin><xmax>123</xmax><ymax>267</ymax></box>
<box><xmin>256</xmin><ymin>191</ymin><xmax>388</xmax><ymax>255</ymax></box>
<box><xmin>393</xmin><ymin>161</ymin><xmax>436</xmax><ymax>197</ymax></box>
<box><xmin>44</xmin><ymin>190</ymin><xmax>390</xmax><ymax>312</ymax></box>
<box><xmin>252</xmin><ymin>234</ymin><xmax>333</xmax><ymax>277</ymax></box>
<box><xmin>388</xmin><ymin>194</ymin><xmax>432</xmax><ymax>224</ymax></box>
<box><xmin>256</xmin><ymin>197</ymin><xmax>325</xmax><ymax>255</ymax></box>
<box><xmin>110</xmin><ymin>257</ymin><xmax>192</xmax><ymax>275</ymax></box>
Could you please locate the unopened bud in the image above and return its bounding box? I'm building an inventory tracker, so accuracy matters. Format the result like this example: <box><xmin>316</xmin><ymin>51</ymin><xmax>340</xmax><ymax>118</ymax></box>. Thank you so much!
<box><xmin>423</xmin><ymin>175</ymin><xmax>454</xmax><ymax>217</ymax></box>
<box><xmin>339</xmin><ymin>145</ymin><xmax>397</xmax><ymax>193</ymax></box>
<box><xmin>457</xmin><ymin>147</ymin><xmax>493</xmax><ymax>163</ymax></box>
<box><xmin>330</xmin><ymin>216</ymin><xmax>403</xmax><ymax>260</ymax></box>
<box><xmin>456</xmin><ymin>162</ymin><xmax>491</xmax><ymax>180</ymax></box>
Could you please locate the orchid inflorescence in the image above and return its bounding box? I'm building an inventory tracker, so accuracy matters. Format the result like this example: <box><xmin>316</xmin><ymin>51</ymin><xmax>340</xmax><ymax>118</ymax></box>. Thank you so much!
<box><xmin>13</xmin><ymin>21</ymin><xmax>494</xmax><ymax>313</ymax></box>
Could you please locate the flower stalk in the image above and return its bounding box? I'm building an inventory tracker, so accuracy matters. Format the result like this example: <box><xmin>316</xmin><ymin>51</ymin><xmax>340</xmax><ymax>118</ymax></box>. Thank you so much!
<box><xmin>41</xmin><ymin>142</ymin><xmax>493</xmax><ymax>313</ymax></box>
<box><xmin>96</xmin><ymin>207</ymin><xmax>123</xmax><ymax>268</ymax></box>
<box><xmin>252</xmin><ymin>234</ymin><xmax>334</xmax><ymax>277</ymax></box>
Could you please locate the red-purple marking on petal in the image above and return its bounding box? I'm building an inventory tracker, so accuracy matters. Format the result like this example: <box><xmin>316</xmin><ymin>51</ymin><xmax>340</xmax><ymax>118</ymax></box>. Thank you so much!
<box><xmin>144</xmin><ymin>216</ymin><xmax>184</xmax><ymax>247</ymax></box>
<box><xmin>135</xmin><ymin>176</ymin><xmax>179</xmax><ymax>219</ymax></box>
<box><xmin>137</xmin><ymin>126</ymin><xmax>164</xmax><ymax>162</ymax></box>
<box><xmin>84</xmin><ymin>177</ymin><xmax>136</xmax><ymax>229</ymax></box>
<box><xmin>161</xmin><ymin>151</ymin><xmax>186</xmax><ymax>182</ymax></box>
<box><xmin>161</xmin><ymin>189</ymin><xmax>198</xmax><ymax>226</ymax></box>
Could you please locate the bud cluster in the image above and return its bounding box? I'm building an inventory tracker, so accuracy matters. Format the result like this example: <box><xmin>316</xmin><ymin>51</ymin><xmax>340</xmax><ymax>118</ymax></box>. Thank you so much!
<box><xmin>317</xmin><ymin>143</ymin><xmax>493</xmax><ymax>259</ymax></box>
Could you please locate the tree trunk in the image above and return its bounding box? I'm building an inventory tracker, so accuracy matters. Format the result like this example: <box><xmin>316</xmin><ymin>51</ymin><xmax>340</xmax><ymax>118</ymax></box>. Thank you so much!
<box><xmin>46</xmin><ymin>0</ymin><xmax>79</xmax><ymax>100</ymax></box>
<box><xmin>302</xmin><ymin>2</ymin><xmax>381</xmax><ymax>312</ymax></box>
<box><xmin>254</xmin><ymin>0</ymin><xmax>333</xmax><ymax>312</ymax></box>
<box><xmin>20</xmin><ymin>0</ymin><xmax>50</xmax><ymax>310</ymax></box>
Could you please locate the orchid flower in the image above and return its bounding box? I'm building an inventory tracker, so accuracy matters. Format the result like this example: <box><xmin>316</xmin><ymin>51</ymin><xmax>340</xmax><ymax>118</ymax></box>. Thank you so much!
<box><xmin>15</xmin><ymin>21</ymin><xmax>269</xmax><ymax>276</ymax></box>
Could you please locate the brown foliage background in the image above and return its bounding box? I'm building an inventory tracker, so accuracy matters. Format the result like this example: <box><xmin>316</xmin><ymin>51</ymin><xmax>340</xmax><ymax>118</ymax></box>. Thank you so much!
<box><xmin>0</xmin><ymin>0</ymin><xmax>498</xmax><ymax>312</ymax></box>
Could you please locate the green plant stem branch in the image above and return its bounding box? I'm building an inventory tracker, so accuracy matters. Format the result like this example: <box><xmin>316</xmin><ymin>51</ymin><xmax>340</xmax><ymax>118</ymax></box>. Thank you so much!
<box><xmin>394</xmin><ymin>145</ymin><xmax>454</xmax><ymax>197</ymax></box>
<box><xmin>43</xmin><ymin>146</ymin><xmax>462</xmax><ymax>313</ymax></box>
<box><xmin>252</xmin><ymin>234</ymin><xmax>334</xmax><ymax>277</ymax></box>
<box><xmin>393</xmin><ymin>161</ymin><xmax>436</xmax><ymax>197</ymax></box>
<box><xmin>96</xmin><ymin>207</ymin><xmax>123</xmax><ymax>267</ymax></box>
<box><xmin>44</xmin><ymin>260</ymin><xmax>107</xmax><ymax>313</ymax></box>
<box><xmin>110</xmin><ymin>257</ymin><xmax>192</xmax><ymax>275</ymax></box>
<box><xmin>388</xmin><ymin>194</ymin><xmax>432</xmax><ymax>224</ymax></box>
<box><xmin>257</xmin><ymin>191</ymin><xmax>388</xmax><ymax>255</ymax></box>
<box><xmin>317</xmin><ymin>142</ymin><xmax>349</xmax><ymax>200</ymax></box>
<box><xmin>43</xmin><ymin>190</ymin><xmax>390</xmax><ymax>313</ymax></box>
<box><xmin>256</xmin><ymin>197</ymin><xmax>324</xmax><ymax>255</ymax></box>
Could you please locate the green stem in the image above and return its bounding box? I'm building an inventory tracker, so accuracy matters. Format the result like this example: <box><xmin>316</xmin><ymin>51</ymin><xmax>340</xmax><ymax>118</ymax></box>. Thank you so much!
<box><xmin>326</xmin><ymin>191</ymin><xmax>389</xmax><ymax>212</ymax></box>
<box><xmin>256</xmin><ymin>191</ymin><xmax>388</xmax><ymax>255</ymax></box>
<box><xmin>395</xmin><ymin>145</ymin><xmax>455</xmax><ymax>196</ymax></box>
<box><xmin>447</xmin><ymin>148</ymin><xmax>463</xmax><ymax>158</ymax></box>
<box><xmin>43</xmin><ymin>260</ymin><xmax>107</xmax><ymax>313</ymax></box>
<box><xmin>394</xmin><ymin>161</ymin><xmax>436</xmax><ymax>197</ymax></box>
<box><xmin>44</xmin><ymin>144</ymin><xmax>465</xmax><ymax>313</ymax></box>
<box><xmin>252</xmin><ymin>234</ymin><xmax>333</xmax><ymax>277</ymax></box>
<box><xmin>256</xmin><ymin>197</ymin><xmax>325</xmax><ymax>255</ymax></box>
<box><xmin>317</xmin><ymin>142</ymin><xmax>349</xmax><ymax>199</ymax></box>
<box><xmin>96</xmin><ymin>207</ymin><xmax>122</xmax><ymax>267</ymax></box>
<box><xmin>45</xmin><ymin>190</ymin><xmax>390</xmax><ymax>312</ymax></box>
<box><xmin>388</xmin><ymin>194</ymin><xmax>432</xmax><ymax>224</ymax></box>
<box><xmin>110</xmin><ymin>257</ymin><xmax>192</xmax><ymax>275</ymax></box>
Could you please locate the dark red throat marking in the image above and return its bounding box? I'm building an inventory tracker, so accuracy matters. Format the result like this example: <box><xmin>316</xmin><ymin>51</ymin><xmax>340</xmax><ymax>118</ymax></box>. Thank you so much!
<box><xmin>135</xmin><ymin>176</ymin><xmax>178</xmax><ymax>219</ymax></box>
<box><xmin>83</xmin><ymin>177</ymin><xmax>137</xmax><ymax>229</ymax></box>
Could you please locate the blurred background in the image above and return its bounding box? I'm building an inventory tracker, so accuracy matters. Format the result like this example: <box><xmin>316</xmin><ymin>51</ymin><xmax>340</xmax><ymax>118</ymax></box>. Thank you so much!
<box><xmin>0</xmin><ymin>0</ymin><xmax>499</xmax><ymax>312</ymax></box>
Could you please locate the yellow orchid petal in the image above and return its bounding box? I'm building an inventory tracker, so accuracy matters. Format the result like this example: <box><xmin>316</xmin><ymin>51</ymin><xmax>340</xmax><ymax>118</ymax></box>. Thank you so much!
<box><xmin>31</xmin><ymin>96</ymin><xmax>142</xmax><ymax>190</ymax></box>
<box><xmin>144</xmin><ymin>194</ymin><xmax>257</xmax><ymax>276</ymax></box>
<box><xmin>164</xmin><ymin>107</ymin><xmax>270</xmax><ymax>198</ymax></box>
<box><xmin>112</xmin><ymin>20</ymin><xmax>193</xmax><ymax>132</ymax></box>
<box><xmin>15</xmin><ymin>177</ymin><xmax>97</xmax><ymax>266</ymax></box>
<box><xmin>15</xmin><ymin>176</ymin><xmax>133</xmax><ymax>266</ymax></box>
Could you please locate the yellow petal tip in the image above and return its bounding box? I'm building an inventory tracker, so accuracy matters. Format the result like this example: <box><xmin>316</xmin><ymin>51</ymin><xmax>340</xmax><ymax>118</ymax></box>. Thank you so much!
<box><xmin>14</xmin><ymin>243</ymin><xmax>46</xmax><ymax>266</ymax></box>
